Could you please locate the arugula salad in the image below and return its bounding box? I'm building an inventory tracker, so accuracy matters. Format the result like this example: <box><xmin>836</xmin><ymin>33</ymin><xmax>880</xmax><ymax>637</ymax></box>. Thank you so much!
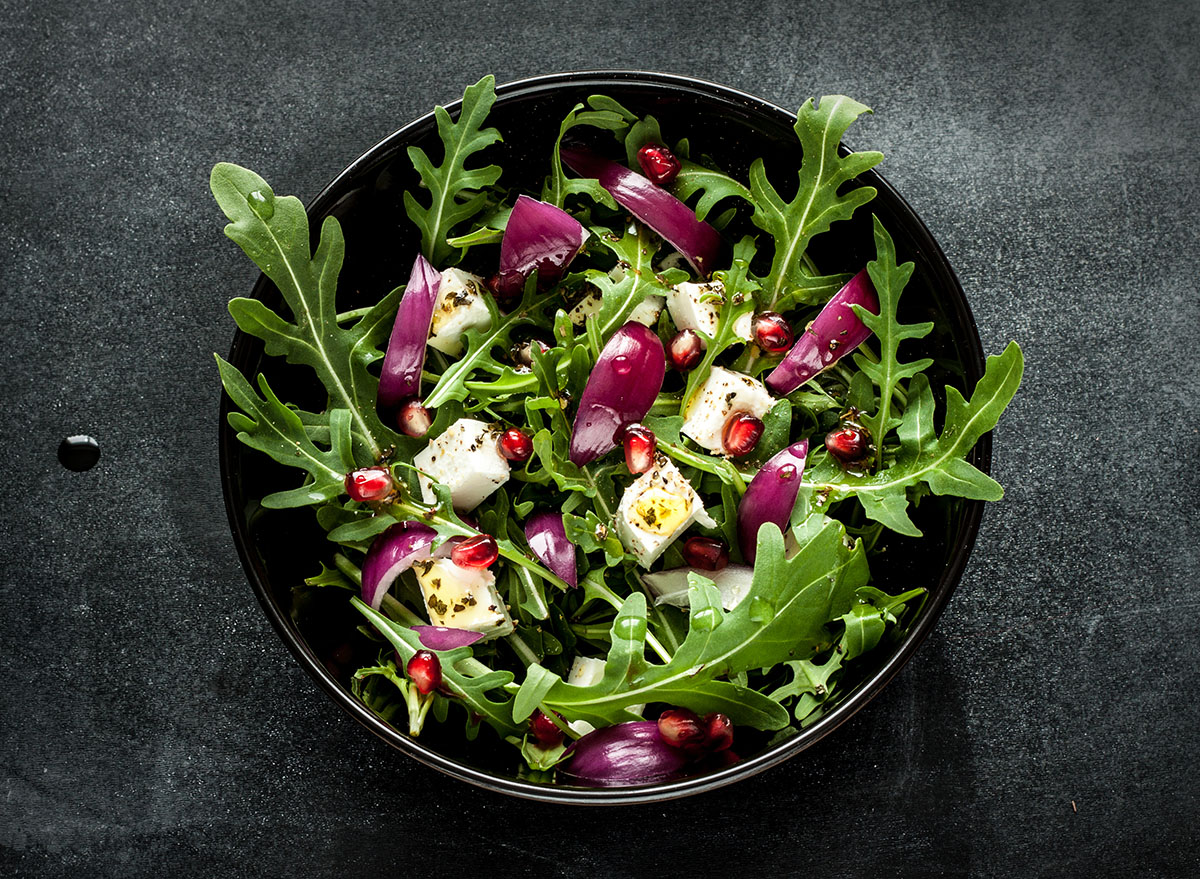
<box><xmin>213</xmin><ymin>76</ymin><xmax>1023</xmax><ymax>786</ymax></box>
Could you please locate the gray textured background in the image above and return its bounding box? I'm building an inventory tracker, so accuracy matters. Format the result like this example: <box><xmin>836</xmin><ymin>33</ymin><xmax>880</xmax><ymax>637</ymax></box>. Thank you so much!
<box><xmin>2</xmin><ymin>0</ymin><xmax>1198</xmax><ymax>875</ymax></box>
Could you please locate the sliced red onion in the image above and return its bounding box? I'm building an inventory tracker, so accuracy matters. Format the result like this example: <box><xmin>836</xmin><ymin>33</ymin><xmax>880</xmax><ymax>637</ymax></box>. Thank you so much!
<box><xmin>378</xmin><ymin>254</ymin><xmax>443</xmax><ymax>411</ymax></box>
<box><xmin>737</xmin><ymin>440</ymin><xmax>809</xmax><ymax>564</ymax></box>
<box><xmin>569</xmin><ymin>322</ymin><xmax>665</xmax><ymax>466</ymax></box>
<box><xmin>410</xmin><ymin>625</ymin><xmax>486</xmax><ymax>650</ymax></box>
<box><xmin>361</xmin><ymin>521</ymin><xmax>438</xmax><ymax>610</ymax></box>
<box><xmin>642</xmin><ymin>564</ymin><xmax>755</xmax><ymax>611</ymax></box>
<box><xmin>525</xmin><ymin>512</ymin><xmax>578</xmax><ymax>588</ymax></box>
<box><xmin>560</xmin><ymin>146</ymin><xmax>723</xmax><ymax>276</ymax></box>
<box><xmin>559</xmin><ymin>721</ymin><xmax>690</xmax><ymax>787</ymax></box>
<box><xmin>765</xmin><ymin>270</ymin><xmax>879</xmax><ymax>396</ymax></box>
<box><xmin>493</xmin><ymin>195</ymin><xmax>588</xmax><ymax>297</ymax></box>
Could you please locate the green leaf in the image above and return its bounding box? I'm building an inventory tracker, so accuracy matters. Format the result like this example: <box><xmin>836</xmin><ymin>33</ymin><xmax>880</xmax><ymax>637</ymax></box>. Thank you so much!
<box><xmin>543</xmin><ymin>102</ymin><xmax>627</xmax><ymax>209</ymax></box>
<box><xmin>804</xmin><ymin>342</ymin><xmax>1025</xmax><ymax>534</ymax></box>
<box><xmin>586</xmin><ymin>224</ymin><xmax>673</xmax><ymax>339</ymax></box>
<box><xmin>750</xmin><ymin>96</ymin><xmax>884</xmax><ymax>309</ymax></box>
<box><xmin>216</xmin><ymin>357</ymin><xmax>349</xmax><ymax>508</ymax></box>
<box><xmin>670</xmin><ymin>158</ymin><xmax>754</xmax><ymax>221</ymax></box>
<box><xmin>513</xmin><ymin>664</ymin><xmax>560</xmax><ymax>722</ymax></box>
<box><xmin>403</xmin><ymin>75</ymin><xmax>503</xmax><ymax>264</ymax></box>
<box><xmin>211</xmin><ymin>163</ymin><xmax>399</xmax><ymax>460</ymax></box>
<box><xmin>852</xmin><ymin>217</ymin><xmax>934</xmax><ymax>465</ymax></box>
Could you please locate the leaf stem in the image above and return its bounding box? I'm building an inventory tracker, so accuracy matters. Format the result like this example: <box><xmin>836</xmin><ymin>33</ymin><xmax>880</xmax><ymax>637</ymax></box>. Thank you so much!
<box><xmin>657</xmin><ymin>438</ymin><xmax>749</xmax><ymax>495</ymax></box>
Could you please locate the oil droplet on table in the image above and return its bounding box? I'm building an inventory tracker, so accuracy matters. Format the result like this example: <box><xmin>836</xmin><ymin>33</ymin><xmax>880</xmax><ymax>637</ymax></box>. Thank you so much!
<box><xmin>58</xmin><ymin>435</ymin><xmax>100</xmax><ymax>471</ymax></box>
<box><xmin>248</xmin><ymin>189</ymin><xmax>275</xmax><ymax>220</ymax></box>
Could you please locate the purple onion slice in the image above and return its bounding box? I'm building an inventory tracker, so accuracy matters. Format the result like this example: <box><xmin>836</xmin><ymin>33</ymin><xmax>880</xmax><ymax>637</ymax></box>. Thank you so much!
<box><xmin>765</xmin><ymin>270</ymin><xmax>879</xmax><ymax>396</ymax></box>
<box><xmin>569</xmin><ymin>322</ymin><xmax>666</xmax><ymax>466</ymax></box>
<box><xmin>493</xmin><ymin>194</ymin><xmax>588</xmax><ymax>297</ymax></box>
<box><xmin>737</xmin><ymin>440</ymin><xmax>809</xmax><ymax>564</ymax></box>
<box><xmin>559</xmin><ymin>721</ymin><xmax>690</xmax><ymax>787</ymax></box>
<box><xmin>525</xmin><ymin>512</ymin><xmax>578</xmax><ymax>588</ymax></box>
<box><xmin>410</xmin><ymin>625</ymin><xmax>486</xmax><ymax>650</ymax></box>
<box><xmin>560</xmin><ymin>146</ymin><xmax>723</xmax><ymax>276</ymax></box>
<box><xmin>377</xmin><ymin>255</ymin><xmax>443</xmax><ymax>411</ymax></box>
<box><xmin>360</xmin><ymin>521</ymin><xmax>438</xmax><ymax>610</ymax></box>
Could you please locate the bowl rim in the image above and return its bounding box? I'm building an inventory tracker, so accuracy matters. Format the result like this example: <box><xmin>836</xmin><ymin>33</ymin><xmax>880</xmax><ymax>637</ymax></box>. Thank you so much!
<box><xmin>219</xmin><ymin>69</ymin><xmax>990</xmax><ymax>805</ymax></box>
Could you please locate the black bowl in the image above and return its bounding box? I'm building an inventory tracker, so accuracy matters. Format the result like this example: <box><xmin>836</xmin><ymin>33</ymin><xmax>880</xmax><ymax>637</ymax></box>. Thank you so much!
<box><xmin>219</xmin><ymin>71</ymin><xmax>990</xmax><ymax>804</ymax></box>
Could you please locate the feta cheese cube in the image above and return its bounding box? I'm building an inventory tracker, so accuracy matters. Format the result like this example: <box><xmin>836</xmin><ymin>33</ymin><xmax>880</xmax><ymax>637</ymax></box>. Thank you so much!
<box><xmin>681</xmin><ymin>366</ymin><xmax>775</xmax><ymax>454</ymax></box>
<box><xmin>616</xmin><ymin>455</ymin><xmax>716</xmax><ymax>568</ymax></box>
<box><xmin>412</xmin><ymin>558</ymin><xmax>513</xmax><ymax>638</ymax></box>
<box><xmin>414</xmin><ymin>418</ymin><xmax>510</xmax><ymax>511</ymax></box>
<box><xmin>428</xmin><ymin>268</ymin><xmax>491</xmax><ymax>356</ymax></box>
<box><xmin>667</xmin><ymin>279</ymin><xmax>752</xmax><ymax>340</ymax></box>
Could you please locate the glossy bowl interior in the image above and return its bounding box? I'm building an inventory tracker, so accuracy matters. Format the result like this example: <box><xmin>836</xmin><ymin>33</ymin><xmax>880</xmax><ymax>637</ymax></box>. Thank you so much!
<box><xmin>219</xmin><ymin>71</ymin><xmax>989</xmax><ymax>804</ymax></box>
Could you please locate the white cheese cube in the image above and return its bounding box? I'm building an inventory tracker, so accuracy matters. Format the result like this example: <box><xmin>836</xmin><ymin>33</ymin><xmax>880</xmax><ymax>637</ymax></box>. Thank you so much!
<box><xmin>414</xmin><ymin>418</ymin><xmax>510</xmax><ymax>511</ymax></box>
<box><xmin>428</xmin><ymin>268</ymin><xmax>491</xmax><ymax>356</ymax></box>
<box><xmin>667</xmin><ymin>279</ymin><xmax>752</xmax><ymax>340</ymax></box>
<box><xmin>616</xmin><ymin>456</ymin><xmax>716</xmax><ymax>569</ymax></box>
<box><xmin>643</xmin><ymin>564</ymin><xmax>755</xmax><ymax>612</ymax></box>
<box><xmin>413</xmin><ymin>558</ymin><xmax>513</xmax><ymax>638</ymax></box>
<box><xmin>568</xmin><ymin>288</ymin><xmax>663</xmax><ymax>328</ymax></box>
<box><xmin>681</xmin><ymin>366</ymin><xmax>775</xmax><ymax>454</ymax></box>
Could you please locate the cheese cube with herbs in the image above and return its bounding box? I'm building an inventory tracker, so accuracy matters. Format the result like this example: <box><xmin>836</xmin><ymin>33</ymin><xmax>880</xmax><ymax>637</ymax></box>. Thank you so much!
<box><xmin>682</xmin><ymin>366</ymin><xmax>775</xmax><ymax>454</ymax></box>
<box><xmin>616</xmin><ymin>456</ymin><xmax>717</xmax><ymax>568</ymax></box>
<box><xmin>413</xmin><ymin>418</ymin><xmax>509</xmax><ymax>511</ymax></box>
<box><xmin>667</xmin><ymin>279</ymin><xmax>752</xmax><ymax>340</ymax></box>
<box><xmin>413</xmin><ymin>558</ymin><xmax>513</xmax><ymax>638</ymax></box>
<box><xmin>428</xmin><ymin>268</ymin><xmax>491</xmax><ymax>356</ymax></box>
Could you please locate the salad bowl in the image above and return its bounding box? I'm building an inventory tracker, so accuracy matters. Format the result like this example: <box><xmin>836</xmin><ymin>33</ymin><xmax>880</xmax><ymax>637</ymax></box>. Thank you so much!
<box><xmin>219</xmin><ymin>71</ymin><xmax>994</xmax><ymax>803</ymax></box>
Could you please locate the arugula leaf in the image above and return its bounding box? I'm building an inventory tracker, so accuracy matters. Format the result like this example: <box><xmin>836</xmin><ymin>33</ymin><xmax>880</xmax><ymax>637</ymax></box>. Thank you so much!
<box><xmin>586</xmin><ymin>224</ymin><xmax>674</xmax><ymax>338</ymax></box>
<box><xmin>750</xmin><ymin>96</ymin><xmax>884</xmax><ymax>309</ymax></box>
<box><xmin>542</xmin><ymin>101</ymin><xmax>627</xmax><ymax>209</ymax></box>
<box><xmin>216</xmin><ymin>357</ymin><xmax>353</xmax><ymax>508</ymax></box>
<box><xmin>354</xmin><ymin>598</ymin><xmax>520</xmax><ymax>736</ymax></box>
<box><xmin>403</xmin><ymin>75</ymin><xmax>503</xmax><ymax>265</ymax></box>
<box><xmin>852</xmin><ymin>216</ymin><xmax>934</xmax><ymax>466</ymax></box>
<box><xmin>671</xmin><ymin>158</ymin><xmax>754</xmax><ymax>222</ymax></box>
<box><xmin>211</xmin><ymin>163</ymin><xmax>398</xmax><ymax>460</ymax></box>
<box><xmin>522</xmin><ymin>519</ymin><xmax>867</xmax><ymax>730</ymax></box>
<box><xmin>804</xmin><ymin>341</ymin><xmax>1025</xmax><ymax>535</ymax></box>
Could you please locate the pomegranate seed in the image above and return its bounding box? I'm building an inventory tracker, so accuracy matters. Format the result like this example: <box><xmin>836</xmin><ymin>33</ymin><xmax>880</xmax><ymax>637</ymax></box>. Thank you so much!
<box><xmin>752</xmin><ymin>312</ymin><xmax>794</xmax><ymax>354</ymax></box>
<box><xmin>703</xmin><ymin>713</ymin><xmax>734</xmax><ymax>752</ymax></box>
<box><xmin>498</xmin><ymin>428</ymin><xmax>533</xmax><ymax>463</ymax></box>
<box><xmin>622</xmin><ymin>424</ymin><xmax>657</xmax><ymax>474</ymax></box>
<box><xmin>529</xmin><ymin>710</ymin><xmax>565</xmax><ymax>748</ymax></box>
<box><xmin>636</xmin><ymin>143</ymin><xmax>682</xmax><ymax>185</ymax></box>
<box><xmin>722</xmin><ymin>411</ymin><xmax>764</xmax><ymax>457</ymax></box>
<box><xmin>397</xmin><ymin>399</ymin><xmax>432</xmax><ymax>437</ymax></box>
<box><xmin>681</xmin><ymin>536</ymin><xmax>729</xmax><ymax>571</ymax></box>
<box><xmin>667</xmin><ymin>329</ymin><xmax>704</xmax><ymax>371</ymax></box>
<box><xmin>406</xmin><ymin>650</ymin><xmax>442</xmax><ymax>695</ymax></box>
<box><xmin>489</xmin><ymin>270</ymin><xmax>524</xmax><ymax>301</ymax></box>
<box><xmin>344</xmin><ymin>466</ymin><xmax>394</xmax><ymax>502</ymax></box>
<box><xmin>825</xmin><ymin>426</ymin><xmax>872</xmax><ymax>465</ymax></box>
<box><xmin>657</xmin><ymin>708</ymin><xmax>707</xmax><ymax>754</ymax></box>
<box><xmin>451</xmin><ymin>534</ymin><xmax>499</xmax><ymax>568</ymax></box>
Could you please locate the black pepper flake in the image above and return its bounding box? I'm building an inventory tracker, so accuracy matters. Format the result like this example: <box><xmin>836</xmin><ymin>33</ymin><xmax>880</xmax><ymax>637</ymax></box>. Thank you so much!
<box><xmin>453</xmin><ymin>603</ymin><xmax>466</xmax><ymax>613</ymax></box>
<box><xmin>465</xmin><ymin>595</ymin><xmax>477</xmax><ymax>606</ymax></box>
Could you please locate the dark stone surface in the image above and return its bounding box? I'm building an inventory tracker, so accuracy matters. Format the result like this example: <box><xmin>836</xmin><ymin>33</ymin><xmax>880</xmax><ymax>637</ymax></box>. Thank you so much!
<box><xmin>1</xmin><ymin>0</ymin><xmax>1196</xmax><ymax>875</ymax></box>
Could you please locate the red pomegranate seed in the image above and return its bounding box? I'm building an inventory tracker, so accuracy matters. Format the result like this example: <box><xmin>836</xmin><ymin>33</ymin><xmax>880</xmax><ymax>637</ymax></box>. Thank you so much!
<box><xmin>406</xmin><ymin>650</ymin><xmax>442</xmax><ymax>695</ymax></box>
<box><xmin>825</xmin><ymin>426</ymin><xmax>871</xmax><ymax>465</ymax></box>
<box><xmin>703</xmin><ymin>712</ymin><xmax>734</xmax><ymax>752</ymax></box>
<box><xmin>498</xmin><ymin>427</ymin><xmax>533</xmax><ymax>463</ymax></box>
<box><xmin>344</xmin><ymin>466</ymin><xmax>394</xmax><ymax>502</ymax></box>
<box><xmin>667</xmin><ymin>329</ymin><xmax>704</xmax><ymax>371</ymax></box>
<box><xmin>622</xmin><ymin>424</ymin><xmax>657</xmax><ymax>474</ymax></box>
<box><xmin>752</xmin><ymin>312</ymin><xmax>794</xmax><ymax>354</ymax></box>
<box><xmin>657</xmin><ymin>707</ymin><xmax>707</xmax><ymax>754</ymax></box>
<box><xmin>529</xmin><ymin>710</ymin><xmax>565</xmax><ymax>748</ymax></box>
<box><xmin>681</xmin><ymin>536</ymin><xmax>729</xmax><ymax>571</ymax></box>
<box><xmin>722</xmin><ymin>411</ymin><xmax>764</xmax><ymax>457</ymax></box>
<box><xmin>451</xmin><ymin>534</ymin><xmax>499</xmax><ymax>568</ymax></box>
<box><xmin>397</xmin><ymin>399</ymin><xmax>432</xmax><ymax>438</ymax></box>
<box><xmin>636</xmin><ymin>143</ymin><xmax>682</xmax><ymax>185</ymax></box>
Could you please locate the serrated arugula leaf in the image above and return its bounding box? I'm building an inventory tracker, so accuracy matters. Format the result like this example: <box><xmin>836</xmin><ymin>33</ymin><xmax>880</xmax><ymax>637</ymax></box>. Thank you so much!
<box><xmin>211</xmin><ymin>163</ymin><xmax>398</xmax><ymax>460</ymax></box>
<box><xmin>524</xmin><ymin>519</ymin><xmax>867</xmax><ymax>730</ymax></box>
<box><xmin>804</xmin><ymin>342</ymin><xmax>1025</xmax><ymax>534</ymax></box>
<box><xmin>354</xmin><ymin>598</ymin><xmax>519</xmax><ymax>735</ymax></box>
<box><xmin>751</xmin><ymin>96</ymin><xmax>884</xmax><ymax>309</ymax></box>
<box><xmin>543</xmin><ymin>101</ymin><xmax>627</xmax><ymax>209</ymax></box>
<box><xmin>216</xmin><ymin>356</ymin><xmax>353</xmax><ymax>508</ymax></box>
<box><xmin>403</xmin><ymin>75</ymin><xmax>503</xmax><ymax>264</ymax></box>
<box><xmin>852</xmin><ymin>216</ymin><xmax>934</xmax><ymax>466</ymax></box>
<box><xmin>585</xmin><ymin>224</ymin><xmax>674</xmax><ymax>339</ymax></box>
<box><xmin>671</xmin><ymin>158</ymin><xmax>755</xmax><ymax>221</ymax></box>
